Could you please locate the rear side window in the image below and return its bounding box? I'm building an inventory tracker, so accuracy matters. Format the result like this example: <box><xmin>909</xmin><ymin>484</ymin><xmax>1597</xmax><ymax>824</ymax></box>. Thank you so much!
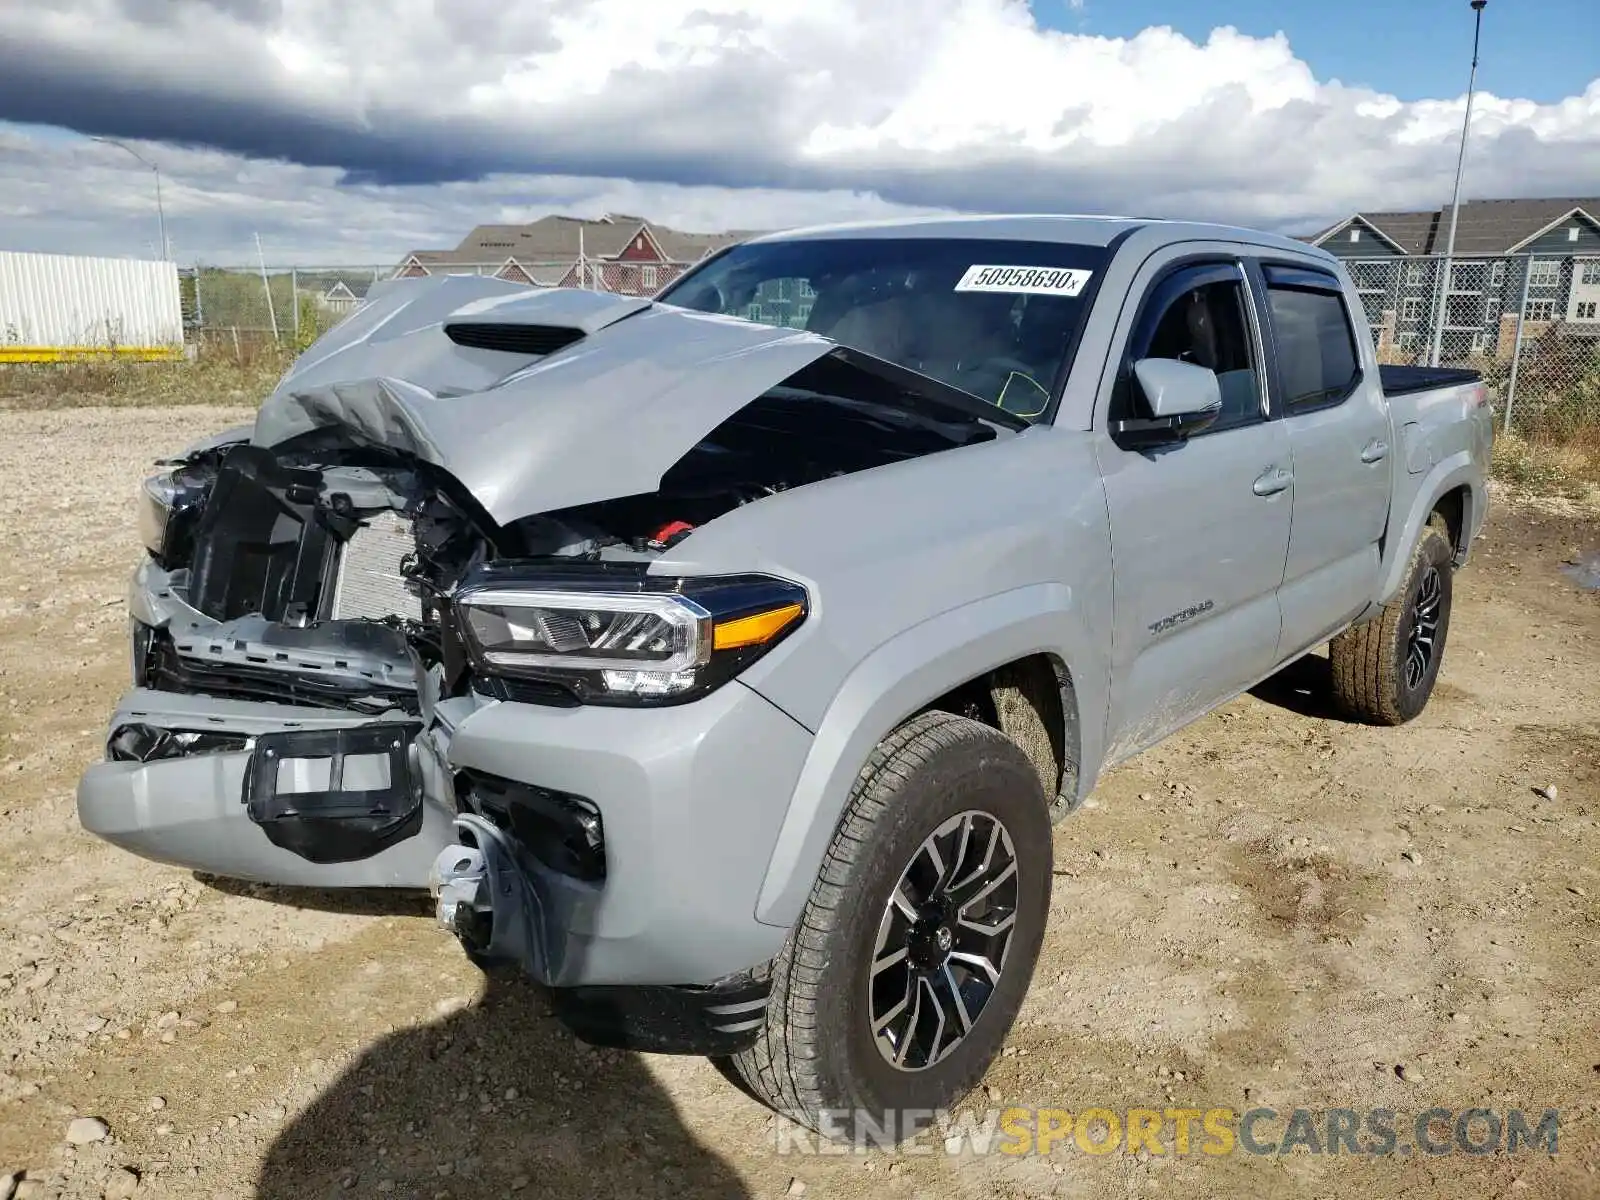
<box><xmin>1264</xmin><ymin>269</ymin><xmax>1360</xmax><ymax>411</ymax></box>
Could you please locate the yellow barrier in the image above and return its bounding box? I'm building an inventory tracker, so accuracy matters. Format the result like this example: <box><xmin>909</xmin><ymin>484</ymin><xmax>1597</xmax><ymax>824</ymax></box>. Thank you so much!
<box><xmin>0</xmin><ymin>345</ymin><xmax>185</xmax><ymax>364</ymax></box>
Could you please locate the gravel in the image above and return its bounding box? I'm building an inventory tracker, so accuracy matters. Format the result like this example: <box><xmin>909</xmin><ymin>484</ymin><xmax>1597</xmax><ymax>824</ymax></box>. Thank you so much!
<box><xmin>0</xmin><ymin>407</ymin><xmax>1596</xmax><ymax>1200</ymax></box>
<box><xmin>65</xmin><ymin>1117</ymin><xmax>110</xmax><ymax>1146</ymax></box>
<box><xmin>21</xmin><ymin>967</ymin><xmax>57</xmax><ymax>993</ymax></box>
<box><xmin>102</xmin><ymin>1166</ymin><xmax>140</xmax><ymax>1199</ymax></box>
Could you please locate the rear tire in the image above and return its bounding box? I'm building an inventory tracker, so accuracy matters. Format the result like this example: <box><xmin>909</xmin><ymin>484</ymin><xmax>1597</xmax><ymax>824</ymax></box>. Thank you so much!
<box><xmin>725</xmin><ymin>711</ymin><xmax>1052</xmax><ymax>1141</ymax></box>
<box><xmin>1330</xmin><ymin>522</ymin><xmax>1454</xmax><ymax>725</ymax></box>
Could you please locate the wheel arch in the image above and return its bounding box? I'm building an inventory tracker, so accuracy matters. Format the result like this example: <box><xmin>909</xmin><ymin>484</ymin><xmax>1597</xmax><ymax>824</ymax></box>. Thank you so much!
<box><xmin>1427</xmin><ymin>483</ymin><xmax>1473</xmax><ymax>560</ymax></box>
<box><xmin>752</xmin><ymin>584</ymin><xmax>1105</xmax><ymax>930</ymax></box>
<box><xmin>1377</xmin><ymin>457</ymin><xmax>1482</xmax><ymax>604</ymax></box>
<box><xmin>916</xmin><ymin>652</ymin><xmax>1081</xmax><ymax>818</ymax></box>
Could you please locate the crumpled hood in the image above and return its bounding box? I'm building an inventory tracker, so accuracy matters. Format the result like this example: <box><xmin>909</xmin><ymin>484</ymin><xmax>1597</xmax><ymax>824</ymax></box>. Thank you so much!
<box><xmin>252</xmin><ymin>277</ymin><xmax>834</xmax><ymax>524</ymax></box>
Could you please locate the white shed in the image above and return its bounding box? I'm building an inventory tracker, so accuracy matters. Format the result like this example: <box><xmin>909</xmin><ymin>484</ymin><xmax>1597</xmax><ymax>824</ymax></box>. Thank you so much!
<box><xmin>0</xmin><ymin>251</ymin><xmax>184</xmax><ymax>362</ymax></box>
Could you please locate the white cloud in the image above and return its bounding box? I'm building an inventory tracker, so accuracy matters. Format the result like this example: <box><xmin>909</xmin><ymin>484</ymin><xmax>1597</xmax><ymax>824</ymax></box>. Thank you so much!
<box><xmin>0</xmin><ymin>125</ymin><xmax>950</xmax><ymax>262</ymax></box>
<box><xmin>0</xmin><ymin>0</ymin><xmax>1596</xmax><ymax>263</ymax></box>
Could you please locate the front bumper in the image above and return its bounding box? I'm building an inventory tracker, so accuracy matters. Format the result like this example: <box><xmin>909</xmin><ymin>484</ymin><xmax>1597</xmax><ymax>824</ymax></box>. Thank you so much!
<box><xmin>78</xmin><ymin>690</ymin><xmax>455</xmax><ymax>887</ymax></box>
<box><xmin>78</xmin><ymin>674</ymin><xmax>813</xmax><ymax>989</ymax></box>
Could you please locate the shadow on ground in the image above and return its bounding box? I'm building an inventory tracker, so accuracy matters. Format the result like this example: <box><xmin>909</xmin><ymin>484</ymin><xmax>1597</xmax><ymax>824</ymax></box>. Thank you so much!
<box><xmin>196</xmin><ymin>875</ymin><xmax>437</xmax><ymax>919</ymax></box>
<box><xmin>1248</xmin><ymin>652</ymin><xmax>1354</xmax><ymax>723</ymax></box>
<box><xmin>255</xmin><ymin>974</ymin><xmax>751</xmax><ymax>1199</ymax></box>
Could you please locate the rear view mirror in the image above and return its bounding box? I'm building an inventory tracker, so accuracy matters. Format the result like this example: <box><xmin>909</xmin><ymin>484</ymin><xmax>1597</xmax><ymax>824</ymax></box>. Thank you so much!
<box><xmin>1112</xmin><ymin>358</ymin><xmax>1224</xmax><ymax>447</ymax></box>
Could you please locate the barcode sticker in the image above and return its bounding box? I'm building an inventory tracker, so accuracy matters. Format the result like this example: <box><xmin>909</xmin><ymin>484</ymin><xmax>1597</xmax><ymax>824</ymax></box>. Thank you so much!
<box><xmin>954</xmin><ymin>265</ymin><xmax>1093</xmax><ymax>297</ymax></box>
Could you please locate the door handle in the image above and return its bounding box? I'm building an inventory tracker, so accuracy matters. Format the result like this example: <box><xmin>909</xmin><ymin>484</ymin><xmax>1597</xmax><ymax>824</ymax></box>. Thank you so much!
<box><xmin>1361</xmin><ymin>439</ymin><xmax>1390</xmax><ymax>464</ymax></box>
<box><xmin>1252</xmin><ymin>466</ymin><xmax>1292</xmax><ymax>497</ymax></box>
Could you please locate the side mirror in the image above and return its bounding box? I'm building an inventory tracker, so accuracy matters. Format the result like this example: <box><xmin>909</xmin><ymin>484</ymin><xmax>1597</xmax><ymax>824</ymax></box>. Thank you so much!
<box><xmin>1112</xmin><ymin>358</ymin><xmax>1224</xmax><ymax>447</ymax></box>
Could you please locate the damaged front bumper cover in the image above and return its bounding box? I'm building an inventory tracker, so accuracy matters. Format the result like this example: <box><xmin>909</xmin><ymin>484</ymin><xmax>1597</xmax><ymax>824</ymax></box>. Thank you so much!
<box><xmin>78</xmin><ymin>688</ymin><xmax>458</xmax><ymax>888</ymax></box>
<box><xmin>80</xmin><ymin>592</ymin><xmax>814</xmax><ymax>1001</ymax></box>
<box><xmin>79</xmin><ymin>556</ymin><xmax>449</xmax><ymax>886</ymax></box>
<box><xmin>429</xmin><ymin>816</ymin><xmax>772</xmax><ymax>1053</ymax></box>
<box><xmin>79</xmin><ymin>677</ymin><xmax>810</xmax><ymax>997</ymax></box>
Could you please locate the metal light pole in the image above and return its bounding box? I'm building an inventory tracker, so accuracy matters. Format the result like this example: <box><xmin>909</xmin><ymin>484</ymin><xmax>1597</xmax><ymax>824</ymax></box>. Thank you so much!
<box><xmin>92</xmin><ymin>136</ymin><xmax>169</xmax><ymax>261</ymax></box>
<box><xmin>1428</xmin><ymin>0</ymin><xmax>1487</xmax><ymax>368</ymax></box>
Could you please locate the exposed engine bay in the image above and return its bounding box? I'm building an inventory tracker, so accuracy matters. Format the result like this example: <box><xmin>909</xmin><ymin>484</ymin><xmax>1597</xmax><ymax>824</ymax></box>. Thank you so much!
<box><xmin>133</xmin><ymin>349</ymin><xmax>1004</xmax><ymax>718</ymax></box>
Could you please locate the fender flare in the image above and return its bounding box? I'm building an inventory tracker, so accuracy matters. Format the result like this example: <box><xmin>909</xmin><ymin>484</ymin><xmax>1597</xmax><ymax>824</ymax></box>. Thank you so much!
<box><xmin>752</xmin><ymin>583</ymin><xmax>1105</xmax><ymax>928</ymax></box>
<box><xmin>1375</xmin><ymin>454</ymin><xmax>1481</xmax><ymax>605</ymax></box>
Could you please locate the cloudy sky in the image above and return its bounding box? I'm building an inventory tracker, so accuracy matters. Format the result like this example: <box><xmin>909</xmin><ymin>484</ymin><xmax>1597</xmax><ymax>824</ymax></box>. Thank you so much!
<box><xmin>1</xmin><ymin>0</ymin><xmax>1597</xmax><ymax>265</ymax></box>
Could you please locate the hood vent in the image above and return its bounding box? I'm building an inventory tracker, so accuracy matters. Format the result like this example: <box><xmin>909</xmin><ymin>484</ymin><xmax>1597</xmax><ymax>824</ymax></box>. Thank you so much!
<box><xmin>444</xmin><ymin>322</ymin><xmax>585</xmax><ymax>356</ymax></box>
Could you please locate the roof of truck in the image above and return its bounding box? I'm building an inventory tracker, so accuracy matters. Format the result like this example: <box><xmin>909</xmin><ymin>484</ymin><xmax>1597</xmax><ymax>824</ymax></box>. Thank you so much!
<box><xmin>747</xmin><ymin>213</ymin><xmax>1325</xmax><ymax>259</ymax></box>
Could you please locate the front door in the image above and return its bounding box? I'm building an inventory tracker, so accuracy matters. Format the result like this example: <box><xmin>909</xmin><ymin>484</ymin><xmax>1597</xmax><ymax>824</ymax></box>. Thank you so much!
<box><xmin>1098</xmin><ymin>258</ymin><xmax>1292</xmax><ymax>764</ymax></box>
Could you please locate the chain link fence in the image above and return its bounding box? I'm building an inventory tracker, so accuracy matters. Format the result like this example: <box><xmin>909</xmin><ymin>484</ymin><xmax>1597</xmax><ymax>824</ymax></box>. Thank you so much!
<box><xmin>179</xmin><ymin>265</ymin><xmax>385</xmax><ymax>356</ymax></box>
<box><xmin>179</xmin><ymin>252</ymin><xmax>1600</xmax><ymax>444</ymax></box>
<box><xmin>1346</xmin><ymin>252</ymin><xmax>1600</xmax><ymax>441</ymax></box>
<box><xmin>177</xmin><ymin>260</ymin><xmax>691</xmax><ymax>356</ymax></box>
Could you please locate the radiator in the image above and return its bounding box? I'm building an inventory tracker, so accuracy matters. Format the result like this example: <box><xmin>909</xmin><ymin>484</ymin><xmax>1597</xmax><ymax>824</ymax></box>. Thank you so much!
<box><xmin>329</xmin><ymin>510</ymin><xmax>423</xmax><ymax>622</ymax></box>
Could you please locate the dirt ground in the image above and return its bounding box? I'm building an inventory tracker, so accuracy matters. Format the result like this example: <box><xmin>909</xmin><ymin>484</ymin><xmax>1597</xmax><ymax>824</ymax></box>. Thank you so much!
<box><xmin>0</xmin><ymin>406</ymin><xmax>1596</xmax><ymax>1200</ymax></box>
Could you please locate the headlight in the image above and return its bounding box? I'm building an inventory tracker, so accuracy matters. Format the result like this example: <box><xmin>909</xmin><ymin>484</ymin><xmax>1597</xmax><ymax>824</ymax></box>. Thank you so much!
<box><xmin>137</xmin><ymin>467</ymin><xmax>210</xmax><ymax>566</ymax></box>
<box><xmin>454</xmin><ymin>571</ymin><xmax>807</xmax><ymax>705</ymax></box>
<box><xmin>137</xmin><ymin>471</ymin><xmax>180</xmax><ymax>558</ymax></box>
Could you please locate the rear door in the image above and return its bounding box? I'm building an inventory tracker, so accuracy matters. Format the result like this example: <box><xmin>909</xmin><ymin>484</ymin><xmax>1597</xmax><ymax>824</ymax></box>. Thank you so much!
<box><xmin>1096</xmin><ymin>255</ymin><xmax>1292</xmax><ymax>763</ymax></box>
<box><xmin>1254</xmin><ymin>263</ymin><xmax>1393</xmax><ymax>657</ymax></box>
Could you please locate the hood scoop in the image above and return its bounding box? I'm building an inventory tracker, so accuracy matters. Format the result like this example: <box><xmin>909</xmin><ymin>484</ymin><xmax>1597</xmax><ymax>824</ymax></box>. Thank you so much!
<box><xmin>439</xmin><ymin>286</ymin><xmax>655</xmax><ymax>359</ymax></box>
<box><xmin>447</xmin><ymin>285</ymin><xmax>652</xmax><ymax>334</ymax></box>
<box><xmin>443</xmin><ymin>322</ymin><xmax>586</xmax><ymax>356</ymax></box>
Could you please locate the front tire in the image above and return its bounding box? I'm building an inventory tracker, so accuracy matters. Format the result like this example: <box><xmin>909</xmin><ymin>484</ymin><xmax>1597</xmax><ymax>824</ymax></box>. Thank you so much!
<box><xmin>726</xmin><ymin>711</ymin><xmax>1052</xmax><ymax>1140</ymax></box>
<box><xmin>1330</xmin><ymin>522</ymin><xmax>1455</xmax><ymax>725</ymax></box>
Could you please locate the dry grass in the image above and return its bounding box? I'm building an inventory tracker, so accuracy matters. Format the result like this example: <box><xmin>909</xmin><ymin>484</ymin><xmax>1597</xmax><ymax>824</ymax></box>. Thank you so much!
<box><xmin>0</xmin><ymin>342</ymin><xmax>290</xmax><ymax>412</ymax></box>
<box><xmin>1491</xmin><ymin>426</ymin><xmax>1600</xmax><ymax>504</ymax></box>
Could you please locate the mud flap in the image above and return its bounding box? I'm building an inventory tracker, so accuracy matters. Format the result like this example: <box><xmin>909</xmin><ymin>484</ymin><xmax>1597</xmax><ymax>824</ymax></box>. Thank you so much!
<box><xmin>243</xmin><ymin>723</ymin><xmax>424</xmax><ymax>864</ymax></box>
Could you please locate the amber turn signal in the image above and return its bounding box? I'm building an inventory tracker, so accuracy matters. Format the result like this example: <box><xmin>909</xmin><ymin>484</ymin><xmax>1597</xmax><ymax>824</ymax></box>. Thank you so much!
<box><xmin>712</xmin><ymin>603</ymin><xmax>805</xmax><ymax>651</ymax></box>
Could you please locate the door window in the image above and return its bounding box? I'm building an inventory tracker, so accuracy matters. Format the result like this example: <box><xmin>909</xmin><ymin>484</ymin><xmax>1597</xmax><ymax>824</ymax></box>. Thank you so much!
<box><xmin>1263</xmin><ymin>270</ymin><xmax>1361</xmax><ymax>412</ymax></box>
<box><xmin>1118</xmin><ymin>263</ymin><xmax>1262</xmax><ymax>434</ymax></box>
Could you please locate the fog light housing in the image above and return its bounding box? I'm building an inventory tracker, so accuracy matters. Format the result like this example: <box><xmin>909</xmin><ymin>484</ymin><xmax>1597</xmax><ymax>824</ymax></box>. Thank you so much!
<box><xmin>460</xmin><ymin>771</ymin><xmax>606</xmax><ymax>883</ymax></box>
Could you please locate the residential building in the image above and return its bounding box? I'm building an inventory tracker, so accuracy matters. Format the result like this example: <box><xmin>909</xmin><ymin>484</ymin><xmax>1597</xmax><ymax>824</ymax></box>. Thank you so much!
<box><xmin>316</xmin><ymin>279</ymin><xmax>364</xmax><ymax>316</ymax></box>
<box><xmin>1304</xmin><ymin>198</ymin><xmax>1600</xmax><ymax>359</ymax></box>
<box><xmin>394</xmin><ymin>214</ymin><xmax>763</xmax><ymax>296</ymax></box>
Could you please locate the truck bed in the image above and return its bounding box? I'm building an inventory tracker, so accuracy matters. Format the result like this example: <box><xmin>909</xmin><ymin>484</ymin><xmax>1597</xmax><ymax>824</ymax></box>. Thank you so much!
<box><xmin>1379</xmin><ymin>364</ymin><xmax>1481</xmax><ymax>398</ymax></box>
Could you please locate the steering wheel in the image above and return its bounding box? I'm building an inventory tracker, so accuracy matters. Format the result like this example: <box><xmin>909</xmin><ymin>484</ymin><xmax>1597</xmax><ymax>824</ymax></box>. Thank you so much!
<box><xmin>954</xmin><ymin>356</ymin><xmax>1049</xmax><ymax>416</ymax></box>
<box><xmin>968</xmin><ymin>355</ymin><xmax>1037</xmax><ymax>379</ymax></box>
<box><xmin>950</xmin><ymin>355</ymin><xmax>1036</xmax><ymax>385</ymax></box>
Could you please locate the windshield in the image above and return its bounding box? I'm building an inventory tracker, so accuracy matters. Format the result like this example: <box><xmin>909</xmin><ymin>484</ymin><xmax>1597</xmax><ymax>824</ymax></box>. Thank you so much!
<box><xmin>657</xmin><ymin>236</ymin><xmax>1108</xmax><ymax>423</ymax></box>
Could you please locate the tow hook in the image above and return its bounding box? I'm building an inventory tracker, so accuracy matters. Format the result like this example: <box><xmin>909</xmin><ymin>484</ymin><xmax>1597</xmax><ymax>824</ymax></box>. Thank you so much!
<box><xmin>428</xmin><ymin>814</ymin><xmax>553</xmax><ymax>977</ymax></box>
<box><xmin>429</xmin><ymin>835</ymin><xmax>493</xmax><ymax>951</ymax></box>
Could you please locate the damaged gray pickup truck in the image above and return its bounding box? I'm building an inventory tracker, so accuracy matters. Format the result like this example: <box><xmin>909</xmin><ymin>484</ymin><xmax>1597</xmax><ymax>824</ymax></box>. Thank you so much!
<box><xmin>79</xmin><ymin>215</ymin><xmax>1492</xmax><ymax>1132</ymax></box>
